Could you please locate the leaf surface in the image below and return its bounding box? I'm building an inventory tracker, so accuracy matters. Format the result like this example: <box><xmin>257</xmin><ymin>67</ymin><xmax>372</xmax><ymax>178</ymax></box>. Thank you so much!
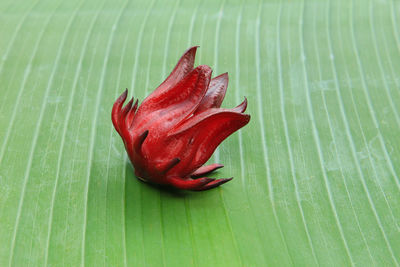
<box><xmin>1</xmin><ymin>0</ymin><xmax>400</xmax><ymax>266</ymax></box>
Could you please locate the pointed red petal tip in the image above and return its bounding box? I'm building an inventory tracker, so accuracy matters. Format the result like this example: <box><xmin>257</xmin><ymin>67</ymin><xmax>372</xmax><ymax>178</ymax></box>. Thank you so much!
<box><xmin>233</xmin><ymin>97</ymin><xmax>248</xmax><ymax>113</ymax></box>
<box><xmin>111</xmin><ymin>47</ymin><xmax>251</xmax><ymax>191</ymax></box>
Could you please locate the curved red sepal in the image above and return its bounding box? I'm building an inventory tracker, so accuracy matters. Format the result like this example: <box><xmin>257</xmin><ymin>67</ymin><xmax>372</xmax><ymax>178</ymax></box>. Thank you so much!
<box><xmin>167</xmin><ymin>108</ymin><xmax>250</xmax><ymax>177</ymax></box>
<box><xmin>194</xmin><ymin>72</ymin><xmax>228</xmax><ymax>114</ymax></box>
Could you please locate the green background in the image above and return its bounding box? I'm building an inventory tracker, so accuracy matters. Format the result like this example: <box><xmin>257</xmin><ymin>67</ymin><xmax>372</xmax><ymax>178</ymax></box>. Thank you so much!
<box><xmin>1</xmin><ymin>0</ymin><xmax>400</xmax><ymax>266</ymax></box>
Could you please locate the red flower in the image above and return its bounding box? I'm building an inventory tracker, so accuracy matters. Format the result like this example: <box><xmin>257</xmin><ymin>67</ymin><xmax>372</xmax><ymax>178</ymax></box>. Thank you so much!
<box><xmin>112</xmin><ymin>47</ymin><xmax>250</xmax><ymax>191</ymax></box>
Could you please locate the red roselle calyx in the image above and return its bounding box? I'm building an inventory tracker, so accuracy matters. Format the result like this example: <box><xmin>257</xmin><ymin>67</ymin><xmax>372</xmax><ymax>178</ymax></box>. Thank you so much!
<box><xmin>112</xmin><ymin>47</ymin><xmax>250</xmax><ymax>191</ymax></box>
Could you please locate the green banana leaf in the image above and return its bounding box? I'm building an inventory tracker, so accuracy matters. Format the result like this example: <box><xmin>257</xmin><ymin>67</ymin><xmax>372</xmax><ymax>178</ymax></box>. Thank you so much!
<box><xmin>1</xmin><ymin>0</ymin><xmax>400</xmax><ymax>266</ymax></box>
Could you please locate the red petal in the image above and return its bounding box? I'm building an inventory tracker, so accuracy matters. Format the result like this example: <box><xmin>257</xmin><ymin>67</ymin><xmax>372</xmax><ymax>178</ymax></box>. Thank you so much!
<box><xmin>167</xmin><ymin>107</ymin><xmax>250</xmax><ymax>177</ymax></box>
<box><xmin>167</xmin><ymin>176</ymin><xmax>232</xmax><ymax>191</ymax></box>
<box><xmin>119</xmin><ymin>97</ymin><xmax>134</xmax><ymax>138</ymax></box>
<box><xmin>132</xmin><ymin>47</ymin><xmax>199</xmax><ymax>129</ymax></box>
<box><xmin>191</xmin><ymin>163</ymin><xmax>224</xmax><ymax>177</ymax></box>
<box><xmin>169</xmin><ymin>98</ymin><xmax>248</xmax><ymax>135</ymax></box>
<box><xmin>111</xmin><ymin>89</ymin><xmax>128</xmax><ymax>136</ymax></box>
<box><xmin>133</xmin><ymin>65</ymin><xmax>212</xmax><ymax>132</ymax></box>
<box><xmin>194</xmin><ymin>72</ymin><xmax>228</xmax><ymax>115</ymax></box>
<box><xmin>167</xmin><ymin>176</ymin><xmax>214</xmax><ymax>190</ymax></box>
<box><xmin>126</xmin><ymin>99</ymin><xmax>138</xmax><ymax>129</ymax></box>
<box><xmin>193</xmin><ymin>177</ymin><xmax>233</xmax><ymax>191</ymax></box>
<box><xmin>232</xmin><ymin>97</ymin><xmax>247</xmax><ymax>113</ymax></box>
<box><xmin>154</xmin><ymin>46</ymin><xmax>198</xmax><ymax>95</ymax></box>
